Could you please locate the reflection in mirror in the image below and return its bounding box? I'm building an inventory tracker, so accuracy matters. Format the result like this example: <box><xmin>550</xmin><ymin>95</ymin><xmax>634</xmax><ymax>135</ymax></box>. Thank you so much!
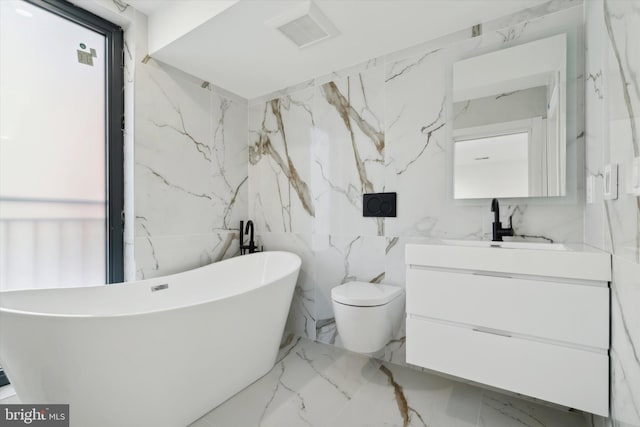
<box><xmin>452</xmin><ymin>34</ymin><xmax>566</xmax><ymax>199</ymax></box>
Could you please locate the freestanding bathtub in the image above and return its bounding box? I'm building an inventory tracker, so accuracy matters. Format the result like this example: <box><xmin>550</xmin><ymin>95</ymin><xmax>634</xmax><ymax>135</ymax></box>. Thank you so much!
<box><xmin>0</xmin><ymin>251</ymin><xmax>301</xmax><ymax>427</ymax></box>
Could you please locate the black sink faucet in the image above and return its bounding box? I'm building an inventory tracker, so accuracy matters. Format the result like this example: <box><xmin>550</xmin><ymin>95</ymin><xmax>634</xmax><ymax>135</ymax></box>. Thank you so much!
<box><xmin>491</xmin><ymin>198</ymin><xmax>514</xmax><ymax>242</ymax></box>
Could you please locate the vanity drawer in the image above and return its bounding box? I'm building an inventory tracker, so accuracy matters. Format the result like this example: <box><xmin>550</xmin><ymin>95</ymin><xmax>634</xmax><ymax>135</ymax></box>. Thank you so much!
<box><xmin>406</xmin><ymin>316</ymin><xmax>609</xmax><ymax>416</ymax></box>
<box><xmin>406</xmin><ymin>268</ymin><xmax>609</xmax><ymax>349</ymax></box>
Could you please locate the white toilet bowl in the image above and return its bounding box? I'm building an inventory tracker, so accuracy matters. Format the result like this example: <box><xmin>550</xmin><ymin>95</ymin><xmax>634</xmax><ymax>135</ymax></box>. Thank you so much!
<box><xmin>331</xmin><ymin>281</ymin><xmax>405</xmax><ymax>354</ymax></box>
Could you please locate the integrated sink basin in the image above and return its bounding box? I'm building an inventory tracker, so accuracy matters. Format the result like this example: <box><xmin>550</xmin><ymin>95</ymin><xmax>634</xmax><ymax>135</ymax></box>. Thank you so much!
<box><xmin>440</xmin><ymin>239</ymin><xmax>567</xmax><ymax>251</ymax></box>
<box><xmin>406</xmin><ymin>241</ymin><xmax>611</xmax><ymax>281</ymax></box>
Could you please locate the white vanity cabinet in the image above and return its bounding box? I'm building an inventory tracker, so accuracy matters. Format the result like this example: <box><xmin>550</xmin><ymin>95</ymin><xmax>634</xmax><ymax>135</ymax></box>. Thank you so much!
<box><xmin>405</xmin><ymin>242</ymin><xmax>611</xmax><ymax>416</ymax></box>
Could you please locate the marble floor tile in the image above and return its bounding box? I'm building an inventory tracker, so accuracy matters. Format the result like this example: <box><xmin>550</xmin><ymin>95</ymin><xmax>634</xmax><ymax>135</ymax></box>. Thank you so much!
<box><xmin>191</xmin><ymin>337</ymin><xmax>588</xmax><ymax>427</ymax></box>
<box><xmin>191</xmin><ymin>336</ymin><xmax>378</xmax><ymax>427</ymax></box>
<box><xmin>330</xmin><ymin>362</ymin><xmax>482</xmax><ymax>427</ymax></box>
<box><xmin>0</xmin><ymin>336</ymin><xmax>590</xmax><ymax>427</ymax></box>
<box><xmin>477</xmin><ymin>391</ymin><xmax>587</xmax><ymax>427</ymax></box>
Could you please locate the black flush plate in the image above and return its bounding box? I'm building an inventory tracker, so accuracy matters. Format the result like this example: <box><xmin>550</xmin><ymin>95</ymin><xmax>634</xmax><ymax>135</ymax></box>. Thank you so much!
<box><xmin>363</xmin><ymin>192</ymin><xmax>396</xmax><ymax>217</ymax></box>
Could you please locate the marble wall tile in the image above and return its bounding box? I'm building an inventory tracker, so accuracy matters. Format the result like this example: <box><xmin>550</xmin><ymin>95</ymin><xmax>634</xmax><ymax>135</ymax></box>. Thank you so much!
<box><xmin>313</xmin><ymin>66</ymin><xmax>386</xmax><ymax>237</ymax></box>
<box><xmin>133</xmin><ymin>59</ymin><xmax>247</xmax><ymax>279</ymax></box>
<box><xmin>585</xmin><ymin>2</ymin><xmax>640</xmax><ymax>426</ymax></box>
<box><xmin>210</xmin><ymin>92</ymin><xmax>248</xmax><ymax>232</ymax></box>
<box><xmin>502</xmin><ymin>202</ymin><xmax>585</xmax><ymax>243</ymax></box>
<box><xmin>602</xmin><ymin>0</ymin><xmax>640</xmax><ymax>265</ymax></box>
<box><xmin>122</xmin><ymin>11</ymin><xmax>139</xmax><ymax>281</ymax></box>
<box><xmin>134</xmin><ymin>231</ymin><xmax>238</xmax><ymax>279</ymax></box>
<box><xmin>383</xmin><ymin>236</ymin><xmax>432</xmax><ymax>287</ymax></box>
<box><xmin>135</xmin><ymin>60</ymin><xmax>216</xmax><ymax>237</ymax></box>
<box><xmin>258</xmin><ymin>232</ymin><xmax>317</xmax><ymax>340</ymax></box>
<box><xmin>584</xmin><ymin>0</ymin><xmax>608</xmax><ymax>252</ymax></box>
<box><xmin>248</xmin><ymin>88</ymin><xmax>314</xmax><ymax>234</ymax></box>
<box><xmin>383</xmin><ymin>47</ymin><xmax>455</xmax><ymax>239</ymax></box>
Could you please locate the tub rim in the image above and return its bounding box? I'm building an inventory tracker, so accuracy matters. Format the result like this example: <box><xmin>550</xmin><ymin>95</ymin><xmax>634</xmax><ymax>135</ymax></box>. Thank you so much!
<box><xmin>0</xmin><ymin>251</ymin><xmax>301</xmax><ymax>319</ymax></box>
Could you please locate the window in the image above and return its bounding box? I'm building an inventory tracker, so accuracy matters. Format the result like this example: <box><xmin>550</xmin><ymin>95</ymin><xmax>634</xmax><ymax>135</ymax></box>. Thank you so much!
<box><xmin>0</xmin><ymin>0</ymin><xmax>124</xmax><ymax>290</ymax></box>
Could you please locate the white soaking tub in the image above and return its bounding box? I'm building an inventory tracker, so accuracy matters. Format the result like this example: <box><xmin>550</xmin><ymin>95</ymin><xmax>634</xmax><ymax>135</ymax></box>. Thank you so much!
<box><xmin>0</xmin><ymin>251</ymin><xmax>301</xmax><ymax>427</ymax></box>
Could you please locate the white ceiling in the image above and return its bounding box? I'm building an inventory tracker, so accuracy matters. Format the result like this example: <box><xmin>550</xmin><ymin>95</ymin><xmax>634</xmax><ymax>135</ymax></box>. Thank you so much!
<box><xmin>127</xmin><ymin>0</ymin><xmax>547</xmax><ymax>100</ymax></box>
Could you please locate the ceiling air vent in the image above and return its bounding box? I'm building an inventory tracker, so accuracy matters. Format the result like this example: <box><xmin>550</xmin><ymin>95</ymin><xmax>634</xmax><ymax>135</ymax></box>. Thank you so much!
<box><xmin>267</xmin><ymin>1</ymin><xmax>340</xmax><ymax>49</ymax></box>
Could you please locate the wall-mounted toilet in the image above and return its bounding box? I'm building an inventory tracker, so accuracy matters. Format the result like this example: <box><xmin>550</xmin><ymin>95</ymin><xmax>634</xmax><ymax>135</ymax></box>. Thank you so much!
<box><xmin>331</xmin><ymin>281</ymin><xmax>405</xmax><ymax>354</ymax></box>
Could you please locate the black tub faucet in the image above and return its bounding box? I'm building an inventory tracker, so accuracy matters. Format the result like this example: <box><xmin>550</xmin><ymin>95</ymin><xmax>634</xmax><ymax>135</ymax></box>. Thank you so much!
<box><xmin>240</xmin><ymin>220</ymin><xmax>260</xmax><ymax>254</ymax></box>
<box><xmin>491</xmin><ymin>198</ymin><xmax>514</xmax><ymax>242</ymax></box>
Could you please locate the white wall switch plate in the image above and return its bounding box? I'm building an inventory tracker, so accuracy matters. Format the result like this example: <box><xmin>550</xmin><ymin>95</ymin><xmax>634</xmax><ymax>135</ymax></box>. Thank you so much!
<box><xmin>632</xmin><ymin>157</ymin><xmax>640</xmax><ymax>196</ymax></box>
<box><xmin>586</xmin><ymin>175</ymin><xmax>594</xmax><ymax>203</ymax></box>
<box><xmin>603</xmin><ymin>163</ymin><xmax>618</xmax><ymax>200</ymax></box>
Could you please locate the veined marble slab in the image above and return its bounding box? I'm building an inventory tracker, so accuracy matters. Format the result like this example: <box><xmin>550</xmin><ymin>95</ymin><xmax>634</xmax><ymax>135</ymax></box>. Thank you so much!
<box><xmin>585</xmin><ymin>1</ymin><xmax>640</xmax><ymax>426</ymax></box>
<box><xmin>190</xmin><ymin>336</ymin><xmax>588</xmax><ymax>427</ymax></box>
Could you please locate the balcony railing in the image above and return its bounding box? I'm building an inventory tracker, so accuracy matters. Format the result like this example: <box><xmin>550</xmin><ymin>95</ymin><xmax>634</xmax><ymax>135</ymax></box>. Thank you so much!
<box><xmin>0</xmin><ymin>197</ymin><xmax>106</xmax><ymax>291</ymax></box>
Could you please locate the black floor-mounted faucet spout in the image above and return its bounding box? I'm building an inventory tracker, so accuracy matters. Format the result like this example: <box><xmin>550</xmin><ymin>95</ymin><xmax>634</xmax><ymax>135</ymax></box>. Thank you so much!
<box><xmin>490</xmin><ymin>198</ymin><xmax>514</xmax><ymax>242</ymax></box>
<box><xmin>240</xmin><ymin>220</ymin><xmax>259</xmax><ymax>254</ymax></box>
<box><xmin>245</xmin><ymin>220</ymin><xmax>254</xmax><ymax>247</ymax></box>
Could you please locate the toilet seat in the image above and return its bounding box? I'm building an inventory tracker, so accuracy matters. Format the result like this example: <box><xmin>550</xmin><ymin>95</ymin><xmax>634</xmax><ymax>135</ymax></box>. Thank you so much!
<box><xmin>331</xmin><ymin>281</ymin><xmax>403</xmax><ymax>307</ymax></box>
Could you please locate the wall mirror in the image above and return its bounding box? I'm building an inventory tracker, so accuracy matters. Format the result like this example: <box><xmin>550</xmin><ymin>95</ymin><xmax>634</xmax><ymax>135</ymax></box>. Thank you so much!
<box><xmin>452</xmin><ymin>34</ymin><xmax>566</xmax><ymax>199</ymax></box>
